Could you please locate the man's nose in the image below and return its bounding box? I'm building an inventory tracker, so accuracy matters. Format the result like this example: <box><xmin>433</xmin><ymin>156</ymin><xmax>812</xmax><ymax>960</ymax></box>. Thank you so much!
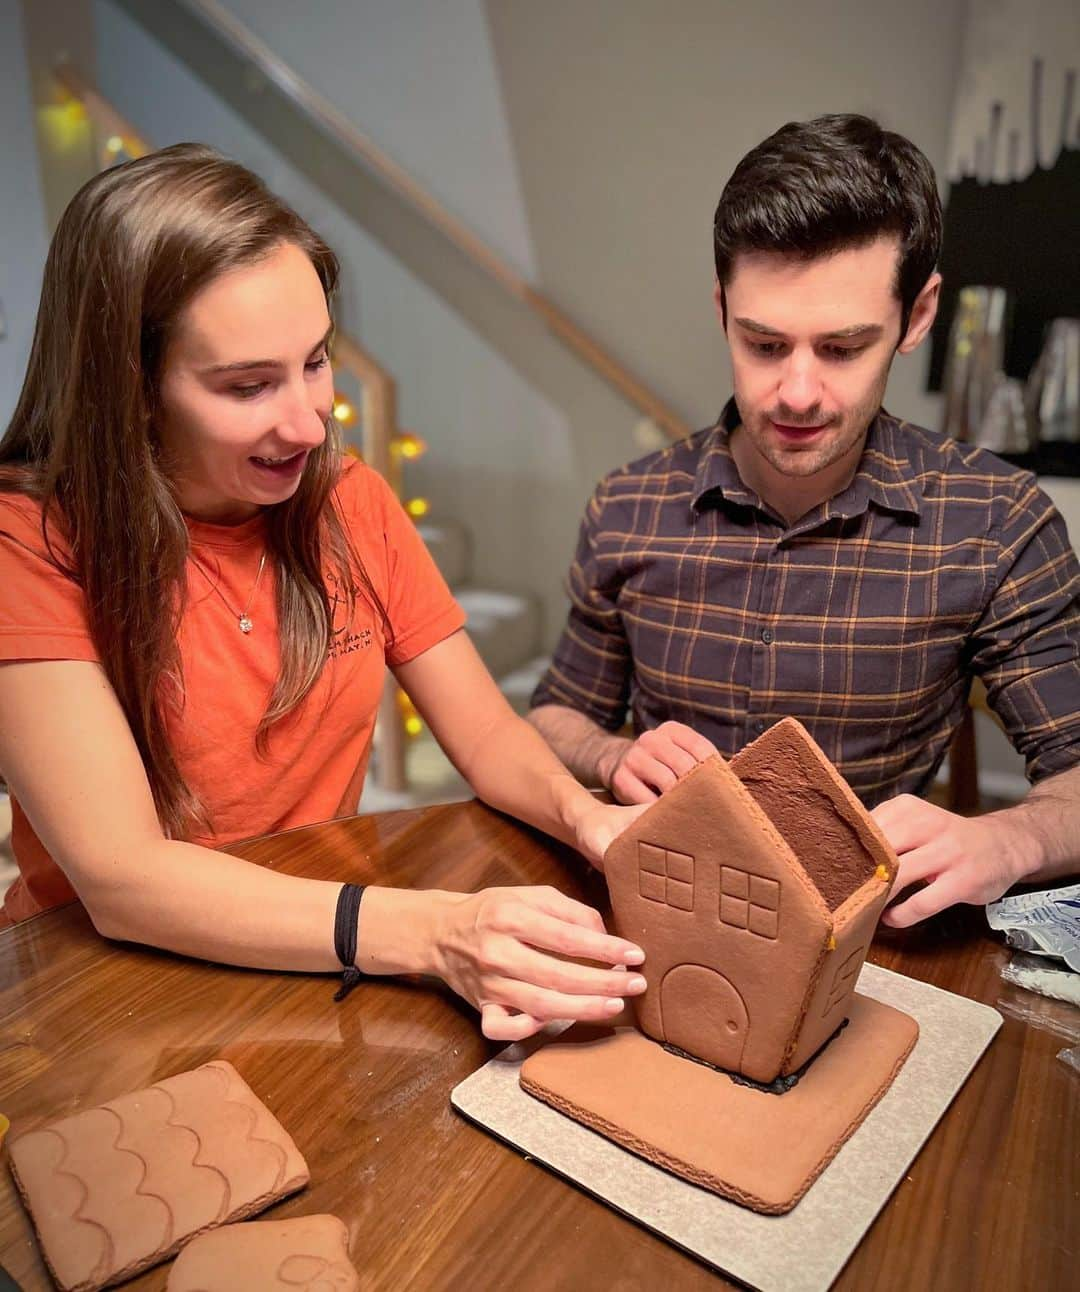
<box><xmin>776</xmin><ymin>355</ymin><xmax>823</xmax><ymax>415</ymax></box>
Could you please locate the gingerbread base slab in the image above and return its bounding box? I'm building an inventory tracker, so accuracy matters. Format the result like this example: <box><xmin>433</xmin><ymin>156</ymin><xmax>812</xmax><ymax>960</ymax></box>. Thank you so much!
<box><xmin>451</xmin><ymin>963</ymin><xmax>1001</xmax><ymax>1292</ymax></box>
<box><xmin>520</xmin><ymin>994</ymin><xmax>918</xmax><ymax>1214</ymax></box>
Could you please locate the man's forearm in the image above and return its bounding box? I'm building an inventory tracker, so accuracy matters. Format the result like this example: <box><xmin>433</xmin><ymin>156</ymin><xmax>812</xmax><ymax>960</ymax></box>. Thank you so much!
<box><xmin>526</xmin><ymin>703</ymin><xmax>632</xmax><ymax>790</ymax></box>
<box><xmin>996</xmin><ymin>763</ymin><xmax>1080</xmax><ymax>885</ymax></box>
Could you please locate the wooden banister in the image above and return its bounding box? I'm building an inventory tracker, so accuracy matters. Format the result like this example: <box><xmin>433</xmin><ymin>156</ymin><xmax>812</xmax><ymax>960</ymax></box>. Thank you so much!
<box><xmin>180</xmin><ymin>0</ymin><xmax>691</xmax><ymax>443</ymax></box>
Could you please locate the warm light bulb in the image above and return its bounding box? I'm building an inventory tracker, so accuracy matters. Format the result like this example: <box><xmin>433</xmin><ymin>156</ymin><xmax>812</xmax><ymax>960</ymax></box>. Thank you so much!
<box><xmin>333</xmin><ymin>397</ymin><xmax>356</xmax><ymax>425</ymax></box>
<box><xmin>105</xmin><ymin>135</ymin><xmax>124</xmax><ymax>153</ymax></box>
<box><xmin>393</xmin><ymin>431</ymin><xmax>428</xmax><ymax>460</ymax></box>
<box><xmin>405</xmin><ymin>715</ymin><xmax>424</xmax><ymax>737</ymax></box>
<box><xmin>405</xmin><ymin>497</ymin><xmax>430</xmax><ymax>518</ymax></box>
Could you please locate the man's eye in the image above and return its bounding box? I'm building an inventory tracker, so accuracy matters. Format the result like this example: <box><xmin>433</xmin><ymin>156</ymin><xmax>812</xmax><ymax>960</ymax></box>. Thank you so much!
<box><xmin>748</xmin><ymin>341</ymin><xmax>784</xmax><ymax>357</ymax></box>
<box><xmin>825</xmin><ymin>346</ymin><xmax>866</xmax><ymax>362</ymax></box>
<box><xmin>232</xmin><ymin>382</ymin><xmax>267</xmax><ymax>399</ymax></box>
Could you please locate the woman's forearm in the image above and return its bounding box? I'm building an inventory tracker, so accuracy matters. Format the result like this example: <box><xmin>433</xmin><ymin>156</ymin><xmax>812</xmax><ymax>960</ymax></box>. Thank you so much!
<box><xmin>85</xmin><ymin>838</ymin><xmax>447</xmax><ymax>976</ymax></box>
<box><xmin>451</xmin><ymin>707</ymin><xmax>600</xmax><ymax>849</ymax></box>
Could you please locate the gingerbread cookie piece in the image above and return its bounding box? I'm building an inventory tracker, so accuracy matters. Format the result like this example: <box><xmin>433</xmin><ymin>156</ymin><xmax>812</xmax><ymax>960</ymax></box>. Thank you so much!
<box><xmin>167</xmin><ymin>1215</ymin><xmax>358</xmax><ymax>1290</ymax></box>
<box><xmin>8</xmin><ymin>1060</ymin><xmax>309</xmax><ymax>1292</ymax></box>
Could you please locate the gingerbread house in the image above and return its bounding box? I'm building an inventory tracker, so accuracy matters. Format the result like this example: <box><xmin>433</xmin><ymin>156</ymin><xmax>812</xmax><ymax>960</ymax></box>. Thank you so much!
<box><xmin>605</xmin><ymin>718</ymin><xmax>898</xmax><ymax>1085</ymax></box>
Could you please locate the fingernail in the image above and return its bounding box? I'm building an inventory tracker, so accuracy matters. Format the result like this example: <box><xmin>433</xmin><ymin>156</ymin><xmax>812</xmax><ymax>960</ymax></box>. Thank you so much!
<box><xmin>626</xmin><ymin>975</ymin><xmax>647</xmax><ymax>994</ymax></box>
<box><xmin>605</xmin><ymin>997</ymin><xmax>624</xmax><ymax>1014</ymax></box>
<box><xmin>623</xmin><ymin>947</ymin><xmax>645</xmax><ymax>965</ymax></box>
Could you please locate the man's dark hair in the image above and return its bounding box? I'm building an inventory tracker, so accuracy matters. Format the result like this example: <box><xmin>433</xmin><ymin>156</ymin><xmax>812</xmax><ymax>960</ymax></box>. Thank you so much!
<box><xmin>713</xmin><ymin>114</ymin><xmax>942</xmax><ymax>339</ymax></box>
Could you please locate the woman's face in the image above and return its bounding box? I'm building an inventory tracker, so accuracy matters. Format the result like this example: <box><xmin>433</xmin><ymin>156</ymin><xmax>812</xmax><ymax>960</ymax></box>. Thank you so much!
<box><xmin>157</xmin><ymin>240</ymin><xmax>334</xmax><ymax>524</ymax></box>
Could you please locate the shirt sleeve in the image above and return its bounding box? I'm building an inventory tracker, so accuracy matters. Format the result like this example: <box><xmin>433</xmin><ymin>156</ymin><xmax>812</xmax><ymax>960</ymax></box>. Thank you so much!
<box><xmin>363</xmin><ymin>469</ymin><xmax>466</xmax><ymax>668</ymax></box>
<box><xmin>530</xmin><ymin>480</ymin><xmax>633</xmax><ymax>730</ymax></box>
<box><xmin>0</xmin><ymin>503</ymin><xmax>99</xmax><ymax>663</ymax></box>
<box><xmin>968</xmin><ymin>477</ymin><xmax>1080</xmax><ymax>783</ymax></box>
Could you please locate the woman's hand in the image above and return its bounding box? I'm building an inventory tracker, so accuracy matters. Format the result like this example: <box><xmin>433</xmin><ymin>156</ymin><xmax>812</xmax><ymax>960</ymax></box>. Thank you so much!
<box><xmin>431</xmin><ymin>885</ymin><xmax>647</xmax><ymax>1042</ymax></box>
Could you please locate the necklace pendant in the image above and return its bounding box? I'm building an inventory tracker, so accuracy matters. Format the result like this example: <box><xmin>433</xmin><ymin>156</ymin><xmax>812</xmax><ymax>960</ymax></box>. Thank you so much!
<box><xmin>238</xmin><ymin>615</ymin><xmax>253</xmax><ymax>634</ymax></box>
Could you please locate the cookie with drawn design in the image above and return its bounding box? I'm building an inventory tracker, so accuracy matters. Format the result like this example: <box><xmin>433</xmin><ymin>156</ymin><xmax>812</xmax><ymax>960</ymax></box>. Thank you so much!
<box><xmin>8</xmin><ymin>1060</ymin><xmax>309</xmax><ymax>1292</ymax></box>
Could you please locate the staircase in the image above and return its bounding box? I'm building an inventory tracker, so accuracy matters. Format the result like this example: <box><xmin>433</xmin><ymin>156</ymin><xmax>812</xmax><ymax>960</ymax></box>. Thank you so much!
<box><xmin>359</xmin><ymin>517</ymin><xmax>550</xmax><ymax>812</ymax></box>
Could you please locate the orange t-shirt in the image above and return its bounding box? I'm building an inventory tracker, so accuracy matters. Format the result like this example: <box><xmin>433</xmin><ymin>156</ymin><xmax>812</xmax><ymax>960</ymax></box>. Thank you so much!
<box><xmin>0</xmin><ymin>460</ymin><xmax>465</xmax><ymax>924</ymax></box>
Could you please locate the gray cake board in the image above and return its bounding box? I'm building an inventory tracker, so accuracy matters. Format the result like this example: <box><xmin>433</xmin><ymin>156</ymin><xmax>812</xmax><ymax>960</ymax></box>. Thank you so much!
<box><xmin>451</xmin><ymin>962</ymin><xmax>1001</xmax><ymax>1292</ymax></box>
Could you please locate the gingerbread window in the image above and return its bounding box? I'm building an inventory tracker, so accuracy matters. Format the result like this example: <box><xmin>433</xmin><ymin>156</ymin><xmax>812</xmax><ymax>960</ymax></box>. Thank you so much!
<box><xmin>637</xmin><ymin>843</ymin><xmax>695</xmax><ymax>911</ymax></box>
<box><xmin>823</xmin><ymin>946</ymin><xmax>864</xmax><ymax>1015</ymax></box>
<box><xmin>719</xmin><ymin>866</ymin><xmax>780</xmax><ymax>939</ymax></box>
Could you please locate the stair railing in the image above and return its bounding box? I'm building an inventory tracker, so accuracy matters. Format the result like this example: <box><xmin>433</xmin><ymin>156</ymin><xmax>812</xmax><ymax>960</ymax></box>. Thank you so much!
<box><xmin>177</xmin><ymin>0</ymin><xmax>692</xmax><ymax>445</ymax></box>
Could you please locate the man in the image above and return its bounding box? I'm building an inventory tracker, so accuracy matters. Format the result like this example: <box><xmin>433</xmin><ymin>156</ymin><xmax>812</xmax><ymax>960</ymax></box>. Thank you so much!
<box><xmin>529</xmin><ymin>114</ymin><xmax>1080</xmax><ymax>927</ymax></box>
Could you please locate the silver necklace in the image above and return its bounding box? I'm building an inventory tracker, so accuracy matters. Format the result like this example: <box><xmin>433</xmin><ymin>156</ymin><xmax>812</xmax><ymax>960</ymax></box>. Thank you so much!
<box><xmin>193</xmin><ymin>551</ymin><xmax>267</xmax><ymax>633</ymax></box>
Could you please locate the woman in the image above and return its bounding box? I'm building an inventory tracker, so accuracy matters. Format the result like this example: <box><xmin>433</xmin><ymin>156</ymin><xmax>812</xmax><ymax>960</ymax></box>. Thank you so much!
<box><xmin>0</xmin><ymin>144</ymin><xmax>648</xmax><ymax>1041</ymax></box>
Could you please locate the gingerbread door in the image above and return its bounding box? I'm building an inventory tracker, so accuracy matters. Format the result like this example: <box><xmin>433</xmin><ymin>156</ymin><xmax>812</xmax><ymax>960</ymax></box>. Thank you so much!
<box><xmin>659</xmin><ymin>964</ymin><xmax>749</xmax><ymax>1071</ymax></box>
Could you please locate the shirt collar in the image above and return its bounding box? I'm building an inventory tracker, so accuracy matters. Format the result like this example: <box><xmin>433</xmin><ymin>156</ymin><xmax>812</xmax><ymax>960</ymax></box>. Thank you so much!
<box><xmin>691</xmin><ymin>400</ymin><xmax>922</xmax><ymax>519</ymax></box>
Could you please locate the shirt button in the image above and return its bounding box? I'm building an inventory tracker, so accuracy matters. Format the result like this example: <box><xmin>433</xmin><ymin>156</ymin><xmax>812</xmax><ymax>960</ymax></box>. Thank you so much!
<box><xmin>761</xmin><ymin>628</ymin><xmax>774</xmax><ymax>644</ymax></box>
<box><xmin>753</xmin><ymin>719</ymin><xmax>767</xmax><ymax>734</ymax></box>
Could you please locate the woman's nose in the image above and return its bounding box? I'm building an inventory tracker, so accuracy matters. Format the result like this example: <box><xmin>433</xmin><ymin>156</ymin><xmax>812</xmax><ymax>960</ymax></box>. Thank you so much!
<box><xmin>278</xmin><ymin>386</ymin><xmax>328</xmax><ymax>449</ymax></box>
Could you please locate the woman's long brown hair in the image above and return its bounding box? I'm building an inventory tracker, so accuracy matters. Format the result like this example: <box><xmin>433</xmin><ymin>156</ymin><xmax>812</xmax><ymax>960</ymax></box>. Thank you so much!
<box><xmin>0</xmin><ymin>143</ymin><xmax>375</xmax><ymax>838</ymax></box>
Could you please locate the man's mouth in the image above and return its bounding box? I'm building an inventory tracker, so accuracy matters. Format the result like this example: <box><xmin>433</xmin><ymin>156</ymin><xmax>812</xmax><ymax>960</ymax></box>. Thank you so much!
<box><xmin>770</xmin><ymin>420</ymin><xmax>831</xmax><ymax>440</ymax></box>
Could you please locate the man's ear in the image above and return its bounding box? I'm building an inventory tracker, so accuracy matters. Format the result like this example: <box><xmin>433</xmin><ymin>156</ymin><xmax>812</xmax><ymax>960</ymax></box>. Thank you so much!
<box><xmin>713</xmin><ymin>279</ymin><xmax>728</xmax><ymax>330</ymax></box>
<box><xmin>898</xmin><ymin>271</ymin><xmax>942</xmax><ymax>353</ymax></box>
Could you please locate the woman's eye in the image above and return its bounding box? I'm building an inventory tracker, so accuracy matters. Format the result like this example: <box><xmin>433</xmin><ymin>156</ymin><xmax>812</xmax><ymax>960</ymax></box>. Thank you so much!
<box><xmin>306</xmin><ymin>353</ymin><xmax>330</xmax><ymax>373</ymax></box>
<box><xmin>232</xmin><ymin>382</ymin><xmax>267</xmax><ymax>399</ymax></box>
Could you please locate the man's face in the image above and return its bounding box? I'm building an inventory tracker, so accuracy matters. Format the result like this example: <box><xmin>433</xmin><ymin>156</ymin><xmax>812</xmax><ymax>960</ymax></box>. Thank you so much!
<box><xmin>719</xmin><ymin>236</ymin><xmax>919</xmax><ymax>492</ymax></box>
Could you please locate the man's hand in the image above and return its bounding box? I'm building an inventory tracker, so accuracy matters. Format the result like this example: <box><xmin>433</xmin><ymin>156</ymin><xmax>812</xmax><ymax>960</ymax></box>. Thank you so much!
<box><xmin>571</xmin><ymin>799</ymin><xmax>651</xmax><ymax>871</ymax></box>
<box><xmin>872</xmin><ymin>794</ymin><xmax>1040</xmax><ymax>927</ymax></box>
<box><xmin>598</xmin><ymin>721</ymin><xmax>719</xmax><ymax>804</ymax></box>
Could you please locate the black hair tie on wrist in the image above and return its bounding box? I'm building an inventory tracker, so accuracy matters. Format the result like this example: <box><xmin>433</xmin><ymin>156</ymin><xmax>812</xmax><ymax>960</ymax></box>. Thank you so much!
<box><xmin>333</xmin><ymin>882</ymin><xmax>366</xmax><ymax>1001</ymax></box>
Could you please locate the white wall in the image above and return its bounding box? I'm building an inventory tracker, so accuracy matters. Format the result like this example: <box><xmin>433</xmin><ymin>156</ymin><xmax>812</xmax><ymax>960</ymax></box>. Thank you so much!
<box><xmin>218</xmin><ymin>0</ymin><xmax>538</xmax><ymax>279</ymax></box>
<box><xmin>487</xmin><ymin>0</ymin><xmax>969</xmax><ymax>443</ymax></box>
<box><xmin>0</xmin><ymin>0</ymin><xmax>48</xmax><ymax>427</ymax></box>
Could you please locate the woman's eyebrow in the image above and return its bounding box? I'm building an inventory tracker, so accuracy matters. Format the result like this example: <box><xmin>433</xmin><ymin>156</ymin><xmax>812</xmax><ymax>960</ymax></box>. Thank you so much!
<box><xmin>203</xmin><ymin>326</ymin><xmax>333</xmax><ymax>374</ymax></box>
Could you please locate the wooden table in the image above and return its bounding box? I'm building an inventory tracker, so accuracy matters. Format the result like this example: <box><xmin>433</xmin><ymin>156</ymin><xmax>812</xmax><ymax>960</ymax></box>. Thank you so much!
<box><xmin>1</xmin><ymin>801</ymin><xmax>1076</xmax><ymax>1290</ymax></box>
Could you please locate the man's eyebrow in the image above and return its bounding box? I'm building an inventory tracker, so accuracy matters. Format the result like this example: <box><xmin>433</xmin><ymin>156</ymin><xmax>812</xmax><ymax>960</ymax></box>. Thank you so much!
<box><xmin>818</xmin><ymin>323</ymin><xmax>884</xmax><ymax>340</ymax></box>
<box><xmin>733</xmin><ymin>317</ymin><xmax>883</xmax><ymax>341</ymax></box>
<box><xmin>203</xmin><ymin>326</ymin><xmax>333</xmax><ymax>374</ymax></box>
<box><xmin>734</xmin><ymin>317</ymin><xmax>785</xmax><ymax>336</ymax></box>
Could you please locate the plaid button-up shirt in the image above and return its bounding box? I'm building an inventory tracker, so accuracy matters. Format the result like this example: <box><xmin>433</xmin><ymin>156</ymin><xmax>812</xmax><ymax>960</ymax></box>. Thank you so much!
<box><xmin>532</xmin><ymin>402</ymin><xmax>1080</xmax><ymax>806</ymax></box>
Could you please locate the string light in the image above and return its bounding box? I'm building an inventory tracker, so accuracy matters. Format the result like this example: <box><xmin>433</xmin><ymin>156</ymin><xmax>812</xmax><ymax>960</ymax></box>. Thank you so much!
<box><xmin>396</xmin><ymin>688</ymin><xmax>424</xmax><ymax>738</ymax></box>
<box><xmin>333</xmin><ymin>396</ymin><xmax>357</xmax><ymax>426</ymax></box>
<box><xmin>405</xmin><ymin>498</ymin><xmax>430</xmax><ymax>519</ymax></box>
<box><xmin>38</xmin><ymin>100</ymin><xmax>90</xmax><ymax>152</ymax></box>
<box><xmin>391</xmin><ymin>431</ymin><xmax>428</xmax><ymax>460</ymax></box>
<box><xmin>105</xmin><ymin>135</ymin><xmax>124</xmax><ymax>155</ymax></box>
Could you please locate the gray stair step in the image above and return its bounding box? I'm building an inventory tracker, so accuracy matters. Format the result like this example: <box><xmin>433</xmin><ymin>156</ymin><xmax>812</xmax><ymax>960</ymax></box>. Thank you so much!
<box><xmin>497</xmin><ymin>655</ymin><xmax>552</xmax><ymax>716</ymax></box>
<box><xmin>360</xmin><ymin>654</ymin><xmax>552</xmax><ymax>815</ymax></box>
<box><xmin>457</xmin><ymin>586</ymin><xmax>541</xmax><ymax>682</ymax></box>
<box><xmin>418</xmin><ymin>519</ymin><xmax>470</xmax><ymax>589</ymax></box>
